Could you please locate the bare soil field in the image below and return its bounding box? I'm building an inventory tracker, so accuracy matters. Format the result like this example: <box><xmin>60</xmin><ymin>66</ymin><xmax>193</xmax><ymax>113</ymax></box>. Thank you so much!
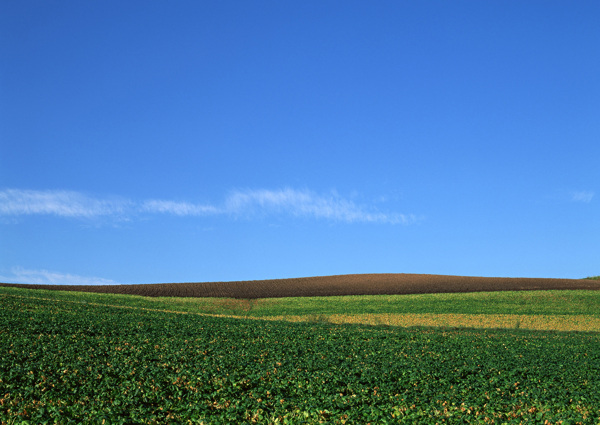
<box><xmin>1</xmin><ymin>273</ymin><xmax>599</xmax><ymax>299</ymax></box>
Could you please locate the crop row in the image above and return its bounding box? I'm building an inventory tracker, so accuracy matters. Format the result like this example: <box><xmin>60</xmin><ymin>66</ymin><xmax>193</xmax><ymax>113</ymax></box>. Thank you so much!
<box><xmin>1</xmin><ymin>294</ymin><xmax>600</xmax><ymax>424</ymax></box>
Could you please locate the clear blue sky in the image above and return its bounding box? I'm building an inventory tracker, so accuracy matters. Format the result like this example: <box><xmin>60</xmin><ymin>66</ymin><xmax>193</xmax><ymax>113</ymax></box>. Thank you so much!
<box><xmin>1</xmin><ymin>1</ymin><xmax>598</xmax><ymax>284</ymax></box>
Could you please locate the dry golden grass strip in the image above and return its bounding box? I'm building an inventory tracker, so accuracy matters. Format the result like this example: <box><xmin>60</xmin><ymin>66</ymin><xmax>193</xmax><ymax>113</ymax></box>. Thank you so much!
<box><xmin>255</xmin><ymin>313</ymin><xmax>600</xmax><ymax>332</ymax></box>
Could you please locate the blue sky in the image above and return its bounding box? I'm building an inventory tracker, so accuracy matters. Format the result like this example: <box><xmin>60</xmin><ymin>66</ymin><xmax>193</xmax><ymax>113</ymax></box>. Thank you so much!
<box><xmin>1</xmin><ymin>1</ymin><xmax>598</xmax><ymax>284</ymax></box>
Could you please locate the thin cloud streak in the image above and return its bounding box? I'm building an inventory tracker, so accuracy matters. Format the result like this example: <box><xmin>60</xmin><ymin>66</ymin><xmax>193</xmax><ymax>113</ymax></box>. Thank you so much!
<box><xmin>0</xmin><ymin>267</ymin><xmax>119</xmax><ymax>285</ymax></box>
<box><xmin>0</xmin><ymin>188</ymin><xmax>414</xmax><ymax>224</ymax></box>
<box><xmin>141</xmin><ymin>200</ymin><xmax>220</xmax><ymax>216</ymax></box>
<box><xmin>0</xmin><ymin>188</ymin><xmax>129</xmax><ymax>218</ymax></box>
<box><xmin>225</xmin><ymin>188</ymin><xmax>414</xmax><ymax>224</ymax></box>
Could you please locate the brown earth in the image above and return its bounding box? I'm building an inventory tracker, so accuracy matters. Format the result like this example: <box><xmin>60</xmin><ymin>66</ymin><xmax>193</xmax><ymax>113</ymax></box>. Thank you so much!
<box><xmin>1</xmin><ymin>274</ymin><xmax>599</xmax><ymax>299</ymax></box>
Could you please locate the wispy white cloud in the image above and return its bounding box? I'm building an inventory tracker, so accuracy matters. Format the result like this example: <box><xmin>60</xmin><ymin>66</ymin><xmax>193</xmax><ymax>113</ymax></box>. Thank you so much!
<box><xmin>141</xmin><ymin>200</ymin><xmax>220</xmax><ymax>216</ymax></box>
<box><xmin>571</xmin><ymin>191</ymin><xmax>594</xmax><ymax>203</ymax></box>
<box><xmin>0</xmin><ymin>266</ymin><xmax>119</xmax><ymax>285</ymax></box>
<box><xmin>224</xmin><ymin>188</ymin><xmax>414</xmax><ymax>224</ymax></box>
<box><xmin>0</xmin><ymin>188</ymin><xmax>414</xmax><ymax>224</ymax></box>
<box><xmin>0</xmin><ymin>188</ymin><xmax>130</xmax><ymax>218</ymax></box>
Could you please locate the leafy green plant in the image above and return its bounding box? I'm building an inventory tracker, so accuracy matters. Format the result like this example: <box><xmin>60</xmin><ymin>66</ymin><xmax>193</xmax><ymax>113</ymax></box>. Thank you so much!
<box><xmin>1</xmin><ymin>293</ymin><xmax>600</xmax><ymax>424</ymax></box>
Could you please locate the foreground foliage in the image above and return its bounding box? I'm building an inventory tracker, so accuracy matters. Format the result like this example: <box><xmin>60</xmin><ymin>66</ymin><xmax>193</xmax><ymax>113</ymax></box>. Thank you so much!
<box><xmin>1</xmin><ymin>294</ymin><xmax>600</xmax><ymax>424</ymax></box>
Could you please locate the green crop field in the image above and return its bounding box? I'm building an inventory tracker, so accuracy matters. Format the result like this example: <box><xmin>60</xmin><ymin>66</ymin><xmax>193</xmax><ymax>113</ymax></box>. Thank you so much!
<box><xmin>1</xmin><ymin>287</ymin><xmax>600</xmax><ymax>424</ymax></box>
<box><xmin>2</xmin><ymin>285</ymin><xmax>600</xmax><ymax>332</ymax></box>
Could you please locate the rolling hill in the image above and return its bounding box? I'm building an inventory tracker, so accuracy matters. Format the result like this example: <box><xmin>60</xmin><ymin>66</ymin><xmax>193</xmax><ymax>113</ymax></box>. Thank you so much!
<box><xmin>2</xmin><ymin>273</ymin><xmax>599</xmax><ymax>298</ymax></box>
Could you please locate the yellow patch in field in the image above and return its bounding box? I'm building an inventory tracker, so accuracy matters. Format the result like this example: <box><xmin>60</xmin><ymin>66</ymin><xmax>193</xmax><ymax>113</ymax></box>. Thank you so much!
<box><xmin>256</xmin><ymin>313</ymin><xmax>600</xmax><ymax>332</ymax></box>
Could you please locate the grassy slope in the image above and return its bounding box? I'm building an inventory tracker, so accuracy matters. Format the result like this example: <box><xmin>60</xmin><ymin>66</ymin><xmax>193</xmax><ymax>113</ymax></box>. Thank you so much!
<box><xmin>1</xmin><ymin>285</ymin><xmax>599</xmax><ymax>332</ymax></box>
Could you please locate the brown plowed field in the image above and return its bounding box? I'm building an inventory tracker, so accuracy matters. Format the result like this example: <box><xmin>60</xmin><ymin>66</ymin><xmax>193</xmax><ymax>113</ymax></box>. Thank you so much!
<box><xmin>1</xmin><ymin>274</ymin><xmax>599</xmax><ymax>299</ymax></box>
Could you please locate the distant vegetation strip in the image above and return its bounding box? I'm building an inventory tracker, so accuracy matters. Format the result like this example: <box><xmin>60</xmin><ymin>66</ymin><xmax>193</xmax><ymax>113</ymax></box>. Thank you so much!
<box><xmin>2</xmin><ymin>273</ymin><xmax>599</xmax><ymax>299</ymax></box>
<box><xmin>2</xmin><ymin>286</ymin><xmax>600</xmax><ymax>332</ymax></box>
<box><xmin>2</xmin><ymin>286</ymin><xmax>599</xmax><ymax>316</ymax></box>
